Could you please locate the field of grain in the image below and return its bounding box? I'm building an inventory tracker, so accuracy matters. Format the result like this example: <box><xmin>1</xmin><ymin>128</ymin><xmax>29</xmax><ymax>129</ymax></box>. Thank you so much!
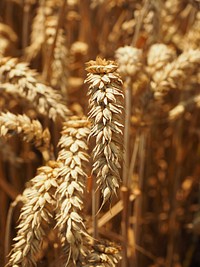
<box><xmin>0</xmin><ymin>0</ymin><xmax>200</xmax><ymax>266</ymax></box>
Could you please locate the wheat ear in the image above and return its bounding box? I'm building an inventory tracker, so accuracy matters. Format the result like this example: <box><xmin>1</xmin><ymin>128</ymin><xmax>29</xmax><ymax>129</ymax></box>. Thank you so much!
<box><xmin>47</xmin><ymin>23</ymin><xmax>69</xmax><ymax>94</ymax></box>
<box><xmin>161</xmin><ymin>0</ymin><xmax>187</xmax><ymax>45</ymax></box>
<box><xmin>180</xmin><ymin>12</ymin><xmax>200</xmax><ymax>50</ymax></box>
<box><xmin>50</xmin><ymin>28</ymin><xmax>69</xmax><ymax>94</ymax></box>
<box><xmin>85</xmin><ymin>57</ymin><xmax>124</xmax><ymax>206</ymax></box>
<box><xmin>115</xmin><ymin>46</ymin><xmax>142</xmax><ymax>78</ymax></box>
<box><xmin>84</xmin><ymin>241</ymin><xmax>121</xmax><ymax>267</ymax></box>
<box><xmin>25</xmin><ymin>0</ymin><xmax>62</xmax><ymax>61</ymax></box>
<box><xmin>0</xmin><ymin>57</ymin><xmax>71</xmax><ymax>120</ymax></box>
<box><xmin>0</xmin><ymin>111</ymin><xmax>51</xmax><ymax>161</ymax></box>
<box><xmin>55</xmin><ymin>116</ymin><xmax>90</xmax><ymax>266</ymax></box>
<box><xmin>25</xmin><ymin>4</ymin><xmax>45</xmax><ymax>61</ymax></box>
<box><xmin>6</xmin><ymin>161</ymin><xmax>61</xmax><ymax>267</ymax></box>
<box><xmin>150</xmin><ymin>49</ymin><xmax>200</xmax><ymax>100</ymax></box>
<box><xmin>147</xmin><ymin>43</ymin><xmax>176</xmax><ymax>77</ymax></box>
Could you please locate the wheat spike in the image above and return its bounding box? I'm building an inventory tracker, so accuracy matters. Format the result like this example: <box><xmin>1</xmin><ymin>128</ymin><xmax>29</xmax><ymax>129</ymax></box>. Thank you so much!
<box><xmin>25</xmin><ymin>0</ymin><xmax>62</xmax><ymax>60</ymax></box>
<box><xmin>7</xmin><ymin>161</ymin><xmax>61</xmax><ymax>267</ymax></box>
<box><xmin>147</xmin><ymin>43</ymin><xmax>176</xmax><ymax>77</ymax></box>
<box><xmin>55</xmin><ymin>117</ymin><xmax>90</xmax><ymax>266</ymax></box>
<box><xmin>0</xmin><ymin>111</ymin><xmax>51</xmax><ymax>161</ymax></box>
<box><xmin>49</xmin><ymin>26</ymin><xmax>69</xmax><ymax>94</ymax></box>
<box><xmin>0</xmin><ymin>57</ymin><xmax>71</xmax><ymax>120</ymax></box>
<box><xmin>25</xmin><ymin>1</ymin><xmax>69</xmax><ymax>94</ymax></box>
<box><xmin>142</xmin><ymin>3</ymin><xmax>161</xmax><ymax>46</ymax></box>
<box><xmin>161</xmin><ymin>0</ymin><xmax>188</xmax><ymax>45</ymax></box>
<box><xmin>115</xmin><ymin>46</ymin><xmax>142</xmax><ymax>77</ymax></box>
<box><xmin>168</xmin><ymin>93</ymin><xmax>200</xmax><ymax>121</ymax></box>
<box><xmin>180</xmin><ymin>11</ymin><xmax>200</xmax><ymax>51</ymax></box>
<box><xmin>85</xmin><ymin>57</ymin><xmax>124</xmax><ymax>206</ymax></box>
<box><xmin>25</xmin><ymin>5</ymin><xmax>45</xmax><ymax>61</ymax></box>
<box><xmin>42</xmin><ymin>8</ymin><xmax>69</xmax><ymax>92</ymax></box>
<box><xmin>84</xmin><ymin>241</ymin><xmax>121</xmax><ymax>267</ymax></box>
<box><xmin>70</xmin><ymin>41</ymin><xmax>88</xmax><ymax>56</ymax></box>
<box><xmin>150</xmin><ymin>49</ymin><xmax>200</xmax><ymax>100</ymax></box>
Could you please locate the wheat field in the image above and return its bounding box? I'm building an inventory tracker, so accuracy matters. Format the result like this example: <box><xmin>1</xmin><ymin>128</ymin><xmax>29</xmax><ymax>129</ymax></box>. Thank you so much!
<box><xmin>0</xmin><ymin>0</ymin><xmax>200</xmax><ymax>266</ymax></box>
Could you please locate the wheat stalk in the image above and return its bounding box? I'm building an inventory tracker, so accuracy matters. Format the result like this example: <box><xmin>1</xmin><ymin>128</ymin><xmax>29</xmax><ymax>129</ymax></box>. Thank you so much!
<box><xmin>85</xmin><ymin>57</ymin><xmax>124</xmax><ymax>207</ymax></box>
<box><xmin>0</xmin><ymin>23</ymin><xmax>18</xmax><ymax>58</ymax></box>
<box><xmin>49</xmin><ymin>27</ymin><xmax>69</xmax><ymax>94</ymax></box>
<box><xmin>0</xmin><ymin>57</ymin><xmax>71</xmax><ymax>120</ymax></box>
<box><xmin>6</xmin><ymin>161</ymin><xmax>61</xmax><ymax>267</ymax></box>
<box><xmin>0</xmin><ymin>139</ymin><xmax>23</xmax><ymax>166</ymax></box>
<box><xmin>115</xmin><ymin>46</ymin><xmax>143</xmax><ymax>266</ymax></box>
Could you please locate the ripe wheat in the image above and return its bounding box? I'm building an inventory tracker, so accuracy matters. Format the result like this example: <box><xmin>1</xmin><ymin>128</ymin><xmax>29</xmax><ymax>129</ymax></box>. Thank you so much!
<box><xmin>0</xmin><ymin>111</ymin><xmax>51</xmax><ymax>161</ymax></box>
<box><xmin>55</xmin><ymin>117</ymin><xmax>90</xmax><ymax>266</ymax></box>
<box><xmin>85</xmin><ymin>57</ymin><xmax>124</xmax><ymax>206</ymax></box>
<box><xmin>0</xmin><ymin>57</ymin><xmax>71</xmax><ymax>120</ymax></box>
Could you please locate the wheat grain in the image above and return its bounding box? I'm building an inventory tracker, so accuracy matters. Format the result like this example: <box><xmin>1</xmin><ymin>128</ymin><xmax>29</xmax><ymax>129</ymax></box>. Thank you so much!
<box><xmin>85</xmin><ymin>57</ymin><xmax>124</xmax><ymax>206</ymax></box>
